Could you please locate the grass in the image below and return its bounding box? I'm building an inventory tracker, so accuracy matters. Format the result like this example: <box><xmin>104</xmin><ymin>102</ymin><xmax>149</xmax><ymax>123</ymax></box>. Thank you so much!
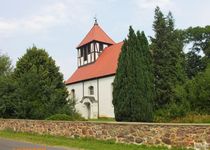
<box><xmin>170</xmin><ymin>114</ymin><xmax>210</xmax><ymax>123</ymax></box>
<box><xmin>89</xmin><ymin>115</ymin><xmax>210</xmax><ymax>123</ymax></box>
<box><xmin>88</xmin><ymin>117</ymin><xmax>115</xmax><ymax>122</ymax></box>
<box><xmin>154</xmin><ymin>113</ymin><xmax>210</xmax><ymax>123</ymax></box>
<box><xmin>0</xmin><ymin>130</ymin><xmax>188</xmax><ymax>150</ymax></box>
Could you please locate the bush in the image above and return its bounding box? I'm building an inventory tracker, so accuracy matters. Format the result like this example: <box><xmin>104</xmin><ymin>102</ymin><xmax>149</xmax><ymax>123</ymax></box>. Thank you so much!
<box><xmin>71</xmin><ymin>112</ymin><xmax>86</xmax><ymax>121</ymax></box>
<box><xmin>46</xmin><ymin>113</ymin><xmax>85</xmax><ymax>121</ymax></box>
<box><xmin>46</xmin><ymin>114</ymin><xmax>72</xmax><ymax>121</ymax></box>
<box><xmin>154</xmin><ymin>104</ymin><xmax>189</xmax><ymax>122</ymax></box>
<box><xmin>154</xmin><ymin>84</ymin><xmax>191</xmax><ymax>122</ymax></box>
<box><xmin>186</xmin><ymin>64</ymin><xmax>210</xmax><ymax>114</ymax></box>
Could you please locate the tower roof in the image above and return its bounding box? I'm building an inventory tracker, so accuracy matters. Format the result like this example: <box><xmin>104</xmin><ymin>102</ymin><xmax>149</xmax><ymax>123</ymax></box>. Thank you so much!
<box><xmin>77</xmin><ymin>23</ymin><xmax>115</xmax><ymax>48</ymax></box>
<box><xmin>66</xmin><ymin>42</ymin><xmax>123</xmax><ymax>84</ymax></box>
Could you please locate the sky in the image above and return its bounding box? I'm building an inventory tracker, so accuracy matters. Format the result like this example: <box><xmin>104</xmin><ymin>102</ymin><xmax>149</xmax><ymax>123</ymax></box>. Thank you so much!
<box><xmin>0</xmin><ymin>0</ymin><xmax>210</xmax><ymax>80</ymax></box>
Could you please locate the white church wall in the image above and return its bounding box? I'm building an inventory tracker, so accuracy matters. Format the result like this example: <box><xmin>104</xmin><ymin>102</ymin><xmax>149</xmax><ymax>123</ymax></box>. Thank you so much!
<box><xmin>83</xmin><ymin>80</ymin><xmax>97</xmax><ymax>98</ymax></box>
<box><xmin>98</xmin><ymin>76</ymin><xmax>115</xmax><ymax>118</ymax></box>
<box><xmin>66</xmin><ymin>82</ymin><xmax>87</xmax><ymax>118</ymax></box>
<box><xmin>67</xmin><ymin>79</ymin><xmax>99</xmax><ymax>119</ymax></box>
<box><xmin>83</xmin><ymin>80</ymin><xmax>98</xmax><ymax>118</ymax></box>
<box><xmin>66</xmin><ymin>75</ymin><xmax>115</xmax><ymax>119</ymax></box>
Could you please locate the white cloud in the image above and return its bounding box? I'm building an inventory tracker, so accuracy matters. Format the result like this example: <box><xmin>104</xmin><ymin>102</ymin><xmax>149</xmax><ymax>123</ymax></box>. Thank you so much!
<box><xmin>0</xmin><ymin>0</ymin><xmax>93</xmax><ymax>39</ymax></box>
<box><xmin>0</xmin><ymin>19</ymin><xmax>17</xmax><ymax>31</ymax></box>
<box><xmin>0</xmin><ymin>18</ymin><xmax>18</xmax><ymax>38</ymax></box>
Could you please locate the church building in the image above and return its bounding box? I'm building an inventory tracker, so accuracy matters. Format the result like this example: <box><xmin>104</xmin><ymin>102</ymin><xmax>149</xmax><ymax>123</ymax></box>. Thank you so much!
<box><xmin>66</xmin><ymin>20</ymin><xmax>123</xmax><ymax>119</ymax></box>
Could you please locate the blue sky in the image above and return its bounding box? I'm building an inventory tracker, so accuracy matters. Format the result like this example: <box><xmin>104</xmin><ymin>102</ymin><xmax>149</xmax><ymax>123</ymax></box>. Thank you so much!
<box><xmin>0</xmin><ymin>0</ymin><xmax>210</xmax><ymax>79</ymax></box>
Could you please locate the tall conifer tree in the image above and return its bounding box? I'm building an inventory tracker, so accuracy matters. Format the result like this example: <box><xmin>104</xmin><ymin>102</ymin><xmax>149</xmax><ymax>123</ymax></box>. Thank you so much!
<box><xmin>150</xmin><ymin>7</ymin><xmax>186</xmax><ymax>108</ymax></box>
<box><xmin>113</xmin><ymin>27</ymin><xmax>154</xmax><ymax>122</ymax></box>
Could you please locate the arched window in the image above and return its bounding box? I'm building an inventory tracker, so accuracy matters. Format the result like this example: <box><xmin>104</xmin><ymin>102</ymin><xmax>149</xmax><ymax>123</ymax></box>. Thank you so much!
<box><xmin>88</xmin><ymin>86</ymin><xmax>94</xmax><ymax>95</ymax></box>
<box><xmin>71</xmin><ymin>89</ymin><xmax>75</xmax><ymax>98</ymax></box>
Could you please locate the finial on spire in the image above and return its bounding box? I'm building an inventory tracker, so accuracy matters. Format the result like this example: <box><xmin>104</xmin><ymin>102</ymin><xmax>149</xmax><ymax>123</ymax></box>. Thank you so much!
<box><xmin>94</xmin><ymin>15</ymin><xmax>98</xmax><ymax>25</ymax></box>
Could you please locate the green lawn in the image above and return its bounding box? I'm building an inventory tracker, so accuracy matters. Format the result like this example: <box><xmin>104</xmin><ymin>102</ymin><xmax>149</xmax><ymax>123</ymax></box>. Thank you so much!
<box><xmin>0</xmin><ymin>130</ymin><xmax>188</xmax><ymax>150</ymax></box>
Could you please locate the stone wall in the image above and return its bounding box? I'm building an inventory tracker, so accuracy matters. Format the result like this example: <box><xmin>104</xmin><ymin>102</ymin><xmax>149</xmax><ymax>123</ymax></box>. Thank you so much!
<box><xmin>0</xmin><ymin>119</ymin><xmax>209</xmax><ymax>149</ymax></box>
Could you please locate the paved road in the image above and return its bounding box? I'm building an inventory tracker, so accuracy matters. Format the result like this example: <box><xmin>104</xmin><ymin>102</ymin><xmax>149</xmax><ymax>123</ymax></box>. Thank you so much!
<box><xmin>0</xmin><ymin>138</ymin><xmax>78</xmax><ymax>150</ymax></box>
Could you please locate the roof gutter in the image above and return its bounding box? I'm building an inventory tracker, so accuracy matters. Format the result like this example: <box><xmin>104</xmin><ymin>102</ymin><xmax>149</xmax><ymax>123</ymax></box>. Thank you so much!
<box><xmin>65</xmin><ymin>73</ymin><xmax>115</xmax><ymax>85</ymax></box>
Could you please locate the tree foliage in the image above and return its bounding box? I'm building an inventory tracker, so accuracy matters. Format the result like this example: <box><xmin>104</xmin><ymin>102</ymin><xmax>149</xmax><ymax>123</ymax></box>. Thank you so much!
<box><xmin>183</xmin><ymin>26</ymin><xmax>210</xmax><ymax>78</ymax></box>
<box><xmin>185</xmin><ymin>63</ymin><xmax>210</xmax><ymax>114</ymax></box>
<box><xmin>185</xmin><ymin>51</ymin><xmax>207</xmax><ymax>79</ymax></box>
<box><xmin>113</xmin><ymin>27</ymin><xmax>154</xmax><ymax>122</ymax></box>
<box><xmin>0</xmin><ymin>77</ymin><xmax>16</xmax><ymax>118</ymax></box>
<box><xmin>150</xmin><ymin>7</ymin><xmax>186</xmax><ymax>108</ymax></box>
<box><xmin>168</xmin><ymin>63</ymin><xmax>210</xmax><ymax>117</ymax></box>
<box><xmin>0</xmin><ymin>53</ymin><xmax>16</xmax><ymax>118</ymax></box>
<box><xmin>185</xmin><ymin>26</ymin><xmax>210</xmax><ymax>58</ymax></box>
<box><xmin>0</xmin><ymin>53</ymin><xmax>13</xmax><ymax>76</ymax></box>
<box><xmin>12</xmin><ymin>46</ymin><xmax>74</xmax><ymax>119</ymax></box>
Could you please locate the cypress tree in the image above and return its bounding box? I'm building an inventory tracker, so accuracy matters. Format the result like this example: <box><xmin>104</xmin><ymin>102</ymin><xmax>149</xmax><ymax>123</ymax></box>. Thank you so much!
<box><xmin>113</xmin><ymin>27</ymin><xmax>154</xmax><ymax>122</ymax></box>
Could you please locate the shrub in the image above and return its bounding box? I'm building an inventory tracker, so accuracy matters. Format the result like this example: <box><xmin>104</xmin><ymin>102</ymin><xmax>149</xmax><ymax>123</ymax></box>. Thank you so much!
<box><xmin>154</xmin><ymin>101</ymin><xmax>190</xmax><ymax>122</ymax></box>
<box><xmin>46</xmin><ymin>113</ymin><xmax>85</xmax><ymax>121</ymax></box>
<box><xmin>186</xmin><ymin>64</ymin><xmax>210</xmax><ymax>114</ymax></box>
<box><xmin>46</xmin><ymin>114</ymin><xmax>72</xmax><ymax>121</ymax></box>
<box><xmin>71</xmin><ymin>112</ymin><xmax>86</xmax><ymax>121</ymax></box>
<box><xmin>154</xmin><ymin>86</ymin><xmax>191</xmax><ymax>122</ymax></box>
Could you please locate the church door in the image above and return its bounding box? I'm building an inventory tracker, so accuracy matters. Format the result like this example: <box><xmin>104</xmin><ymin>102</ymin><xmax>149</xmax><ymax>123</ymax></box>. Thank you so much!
<box><xmin>84</xmin><ymin>102</ymin><xmax>91</xmax><ymax>119</ymax></box>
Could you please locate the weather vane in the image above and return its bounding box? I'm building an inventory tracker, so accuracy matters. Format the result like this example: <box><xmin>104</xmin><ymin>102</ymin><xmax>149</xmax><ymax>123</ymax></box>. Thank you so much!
<box><xmin>94</xmin><ymin>15</ymin><xmax>98</xmax><ymax>25</ymax></box>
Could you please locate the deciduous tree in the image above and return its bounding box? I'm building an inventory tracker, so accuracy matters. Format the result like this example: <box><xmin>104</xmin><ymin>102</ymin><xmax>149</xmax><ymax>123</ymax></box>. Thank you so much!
<box><xmin>13</xmin><ymin>46</ymin><xmax>74</xmax><ymax>119</ymax></box>
<box><xmin>0</xmin><ymin>53</ymin><xmax>16</xmax><ymax>118</ymax></box>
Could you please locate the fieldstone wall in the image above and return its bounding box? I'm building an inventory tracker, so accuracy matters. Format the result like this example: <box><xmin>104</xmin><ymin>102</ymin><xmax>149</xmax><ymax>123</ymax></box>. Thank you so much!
<box><xmin>0</xmin><ymin>119</ymin><xmax>209</xmax><ymax>150</ymax></box>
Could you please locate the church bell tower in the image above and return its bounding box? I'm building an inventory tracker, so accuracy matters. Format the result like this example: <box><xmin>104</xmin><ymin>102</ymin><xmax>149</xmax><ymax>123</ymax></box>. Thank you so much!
<box><xmin>76</xmin><ymin>19</ymin><xmax>115</xmax><ymax>67</ymax></box>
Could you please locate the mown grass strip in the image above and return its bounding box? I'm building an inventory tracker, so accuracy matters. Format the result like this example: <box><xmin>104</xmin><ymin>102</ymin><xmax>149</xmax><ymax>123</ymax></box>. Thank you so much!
<box><xmin>0</xmin><ymin>130</ymin><xmax>189</xmax><ymax>150</ymax></box>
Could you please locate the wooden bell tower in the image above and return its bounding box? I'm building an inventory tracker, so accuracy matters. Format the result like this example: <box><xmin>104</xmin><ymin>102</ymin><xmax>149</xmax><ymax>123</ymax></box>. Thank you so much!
<box><xmin>76</xmin><ymin>20</ymin><xmax>115</xmax><ymax>67</ymax></box>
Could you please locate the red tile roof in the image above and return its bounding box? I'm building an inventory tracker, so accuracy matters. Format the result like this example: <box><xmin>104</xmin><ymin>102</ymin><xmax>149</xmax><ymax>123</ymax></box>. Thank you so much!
<box><xmin>77</xmin><ymin>24</ymin><xmax>115</xmax><ymax>48</ymax></box>
<box><xmin>66</xmin><ymin>42</ymin><xmax>123</xmax><ymax>84</ymax></box>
